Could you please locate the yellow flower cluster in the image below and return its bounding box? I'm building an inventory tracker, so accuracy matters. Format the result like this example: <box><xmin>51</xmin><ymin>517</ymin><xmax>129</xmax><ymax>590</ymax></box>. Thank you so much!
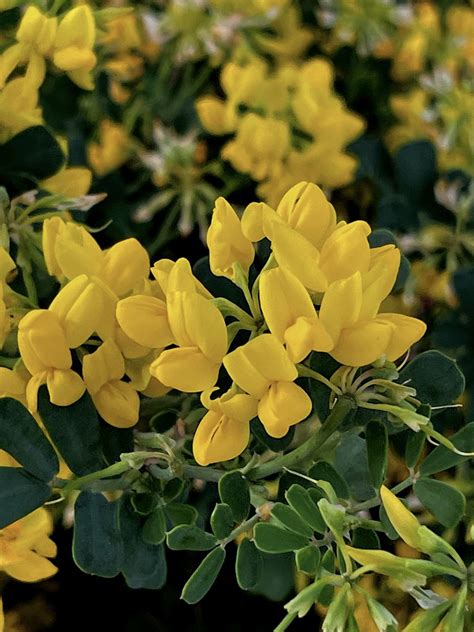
<box><xmin>196</xmin><ymin>57</ymin><xmax>365</xmax><ymax>206</ymax></box>
<box><xmin>0</xmin><ymin>507</ymin><xmax>57</xmax><ymax>631</ymax></box>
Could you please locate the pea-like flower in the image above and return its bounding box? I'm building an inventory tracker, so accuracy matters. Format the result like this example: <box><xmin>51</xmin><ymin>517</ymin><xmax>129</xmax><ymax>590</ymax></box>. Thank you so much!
<box><xmin>223</xmin><ymin>334</ymin><xmax>312</xmax><ymax>438</ymax></box>
<box><xmin>193</xmin><ymin>388</ymin><xmax>258</xmax><ymax>466</ymax></box>
<box><xmin>82</xmin><ymin>339</ymin><xmax>139</xmax><ymax>428</ymax></box>
<box><xmin>18</xmin><ymin>309</ymin><xmax>85</xmax><ymax>411</ymax></box>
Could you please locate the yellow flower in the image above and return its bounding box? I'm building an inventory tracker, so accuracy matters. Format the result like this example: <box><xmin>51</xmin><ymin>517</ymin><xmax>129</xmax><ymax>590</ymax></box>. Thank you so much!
<box><xmin>0</xmin><ymin>77</ymin><xmax>42</xmax><ymax>143</ymax></box>
<box><xmin>0</xmin><ymin>6</ymin><xmax>57</xmax><ymax>90</ymax></box>
<box><xmin>151</xmin><ymin>257</ymin><xmax>212</xmax><ymax>299</ymax></box>
<box><xmin>150</xmin><ymin>290</ymin><xmax>228</xmax><ymax>392</ymax></box>
<box><xmin>116</xmin><ymin>294</ymin><xmax>174</xmax><ymax>349</ymax></box>
<box><xmin>260</xmin><ymin>266</ymin><xmax>333</xmax><ymax>362</ymax></box>
<box><xmin>41</xmin><ymin>167</ymin><xmax>91</xmax><ymax>197</ymax></box>
<box><xmin>87</xmin><ymin>120</ymin><xmax>131</xmax><ymax>176</ymax></box>
<box><xmin>207</xmin><ymin>197</ymin><xmax>255</xmax><ymax>279</ymax></box>
<box><xmin>53</xmin><ymin>5</ymin><xmax>97</xmax><ymax>90</ymax></box>
<box><xmin>223</xmin><ymin>333</ymin><xmax>312</xmax><ymax>438</ymax></box>
<box><xmin>82</xmin><ymin>339</ymin><xmax>139</xmax><ymax>428</ymax></box>
<box><xmin>0</xmin><ymin>507</ymin><xmax>57</xmax><ymax>582</ymax></box>
<box><xmin>18</xmin><ymin>309</ymin><xmax>85</xmax><ymax>411</ymax></box>
<box><xmin>380</xmin><ymin>485</ymin><xmax>423</xmax><ymax>550</ymax></box>
<box><xmin>193</xmin><ymin>388</ymin><xmax>258</xmax><ymax>466</ymax></box>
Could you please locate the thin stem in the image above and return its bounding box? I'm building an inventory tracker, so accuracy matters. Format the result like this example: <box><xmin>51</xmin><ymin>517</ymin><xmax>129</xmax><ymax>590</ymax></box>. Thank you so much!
<box><xmin>60</xmin><ymin>461</ymin><xmax>130</xmax><ymax>495</ymax></box>
<box><xmin>250</xmin><ymin>396</ymin><xmax>356</xmax><ymax>480</ymax></box>
<box><xmin>274</xmin><ymin>611</ymin><xmax>298</xmax><ymax>632</ymax></box>
<box><xmin>297</xmin><ymin>365</ymin><xmax>342</xmax><ymax>395</ymax></box>
<box><xmin>220</xmin><ymin>513</ymin><xmax>260</xmax><ymax>547</ymax></box>
<box><xmin>350</xmin><ymin>477</ymin><xmax>414</xmax><ymax>513</ymax></box>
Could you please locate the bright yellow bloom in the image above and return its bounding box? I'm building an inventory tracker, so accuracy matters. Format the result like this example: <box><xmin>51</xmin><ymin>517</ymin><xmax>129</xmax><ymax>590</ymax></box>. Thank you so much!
<box><xmin>150</xmin><ymin>290</ymin><xmax>228</xmax><ymax>392</ymax></box>
<box><xmin>380</xmin><ymin>485</ymin><xmax>424</xmax><ymax>551</ymax></box>
<box><xmin>151</xmin><ymin>257</ymin><xmax>212</xmax><ymax>300</ymax></box>
<box><xmin>223</xmin><ymin>334</ymin><xmax>312</xmax><ymax>438</ymax></box>
<box><xmin>87</xmin><ymin>120</ymin><xmax>131</xmax><ymax>176</ymax></box>
<box><xmin>207</xmin><ymin>197</ymin><xmax>255</xmax><ymax>279</ymax></box>
<box><xmin>0</xmin><ymin>6</ymin><xmax>57</xmax><ymax>89</ymax></box>
<box><xmin>0</xmin><ymin>507</ymin><xmax>57</xmax><ymax>581</ymax></box>
<box><xmin>53</xmin><ymin>5</ymin><xmax>97</xmax><ymax>90</ymax></box>
<box><xmin>0</xmin><ymin>77</ymin><xmax>42</xmax><ymax>143</ymax></box>
<box><xmin>18</xmin><ymin>310</ymin><xmax>85</xmax><ymax>411</ymax></box>
<box><xmin>82</xmin><ymin>339</ymin><xmax>139</xmax><ymax>428</ymax></box>
<box><xmin>260</xmin><ymin>267</ymin><xmax>333</xmax><ymax>362</ymax></box>
<box><xmin>41</xmin><ymin>167</ymin><xmax>92</xmax><ymax>197</ymax></box>
<box><xmin>193</xmin><ymin>388</ymin><xmax>258</xmax><ymax>466</ymax></box>
<box><xmin>116</xmin><ymin>294</ymin><xmax>174</xmax><ymax>349</ymax></box>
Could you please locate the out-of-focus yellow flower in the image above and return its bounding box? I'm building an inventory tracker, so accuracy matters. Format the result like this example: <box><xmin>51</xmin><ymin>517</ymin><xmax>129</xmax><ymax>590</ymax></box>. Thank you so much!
<box><xmin>207</xmin><ymin>197</ymin><xmax>255</xmax><ymax>279</ymax></box>
<box><xmin>99</xmin><ymin>14</ymin><xmax>142</xmax><ymax>54</ymax></box>
<box><xmin>150</xmin><ymin>289</ymin><xmax>228</xmax><ymax>392</ymax></box>
<box><xmin>0</xmin><ymin>77</ymin><xmax>42</xmax><ymax>143</ymax></box>
<box><xmin>260</xmin><ymin>267</ymin><xmax>333</xmax><ymax>363</ymax></box>
<box><xmin>254</xmin><ymin>5</ymin><xmax>313</xmax><ymax>62</ymax></box>
<box><xmin>0</xmin><ymin>6</ymin><xmax>57</xmax><ymax>89</ymax></box>
<box><xmin>87</xmin><ymin>120</ymin><xmax>132</xmax><ymax>176</ymax></box>
<box><xmin>0</xmin><ymin>507</ymin><xmax>57</xmax><ymax>582</ymax></box>
<box><xmin>41</xmin><ymin>167</ymin><xmax>92</xmax><ymax>197</ymax></box>
<box><xmin>193</xmin><ymin>388</ymin><xmax>258</xmax><ymax>465</ymax></box>
<box><xmin>82</xmin><ymin>339</ymin><xmax>139</xmax><ymax>428</ymax></box>
<box><xmin>18</xmin><ymin>309</ymin><xmax>85</xmax><ymax>411</ymax></box>
<box><xmin>223</xmin><ymin>333</ymin><xmax>312</xmax><ymax>438</ymax></box>
<box><xmin>53</xmin><ymin>5</ymin><xmax>97</xmax><ymax>90</ymax></box>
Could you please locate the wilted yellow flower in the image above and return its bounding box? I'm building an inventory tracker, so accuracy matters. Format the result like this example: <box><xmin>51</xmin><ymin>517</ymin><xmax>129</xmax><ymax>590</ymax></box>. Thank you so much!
<box><xmin>223</xmin><ymin>333</ymin><xmax>312</xmax><ymax>438</ymax></box>
<box><xmin>87</xmin><ymin>120</ymin><xmax>131</xmax><ymax>176</ymax></box>
<box><xmin>207</xmin><ymin>197</ymin><xmax>255</xmax><ymax>279</ymax></box>
<box><xmin>18</xmin><ymin>309</ymin><xmax>85</xmax><ymax>411</ymax></box>
<box><xmin>193</xmin><ymin>388</ymin><xmax>258</xmax><ymax>465</ymax></box>
<box><xmin>83</xmin><ymin>339</ymin><xmax>139</xmax><ymax>428</ymax></box>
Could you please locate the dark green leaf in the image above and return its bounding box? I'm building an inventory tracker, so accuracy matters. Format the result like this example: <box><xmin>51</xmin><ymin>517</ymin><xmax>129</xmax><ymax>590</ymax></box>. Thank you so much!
<box><xmin>38</xmin><ymin>388</ymin><xmax>104</xmax><ymax>476</ymax></box>
<box><xmin>181</xmin><ymin>547</ymin><xmax>226</xmax><ymax>604</ymax></box>
<box><xmin>366</xmin><ymin>421</ymin><xmax>388</xmax><ymax>488</ymax></box>
<box><xmin>400</xmin><ymin>351</ymin><xmax>465</xmax><ymax>408</ymax></box>
<box><xmin>254</xmin><ymin>523</ymin><xmax>308</xmax><ymax>553</ymax></box>
<box><xmin>405</xmin><ymin>431</ymin><xmax>426</xmax><ymax>469</ymax></box>
<box><xmin>351</xmin><ymin>528</ymin><xmax>380</xmax><ymax>550</ymax></box>
<box><xmin>0</xmin><ymin>397</ymin><xmax>58</xmax><ymax>480</ymax></box>
<box><xmin>163</xmin><ymin>478</ymin><xmax>185</xmax><ymax>502</ymax></box>
<box><xmin>393</xmin><ymin>141</ymin><xmax>436</xmax><ymax>206</ymax></box>
<box><xmin>252</xmin><ymin>419</ymin><xmax>295</xmax><ymax>452</ymax></box>
<box><xmin>100</xmin><ymin>423</ymin><xmax>133</xmax><ymax>466</ymax></box>
<box><xmin>218</xmin><ymin>471</ymin><xmax>250</xmax><ymax>523</ymax></box>
<box><xmin>414</xmin><ymin>478</ymin><xmax>466</xmax><ymax>528</ymax></box>
<box><xmin>167</xmin><ymin>525</ymin><xmax>218</xmax><ymax>551</ymax></box>
<box><xmin>73</xmin><ymin>492</ymin><xmax>121</xmax><ymax>578</ymax></box>
<box><xmin>235</xmin><ymin>538</ymin><xmax>262</xmax><ymax>590</ymax></box>
<box><xmin>335</xmin><ymin>434</ymin><xmax>374</xmax><ymax>501</ymax></box>
<box><xmin>295</xmin><ymin>545</ymin><xmax>321</xmax><ymax>575</ymax></box>
<box><xmin>142</xmin><ymin>507</ymin><xmax>166</xmax><ymax>545</ymax></box>
<box><xmin>308</xmin><ymin>352</ymin><xmax>340</xmax><ymax>421</ymax></box>
<box><xmin>379</xmin><ymin>505</ymin><xmax>399</xmax><ymax>540</ymax></box>
<box><xmin>420</xmin><ymin>423</ymin><xmax>474</xmax><ymax>476</ymax></box>
<box><xmin>285</xmin><ymin>484</ymin><xmax>326</xmax><ymax>533</ymax></box>
<box><xmin>271</xmin><ymin>502</ymin><xmax>314</xmax><ymax>538</ymax></box>
<box><xmin>165</xmin><ymin>502</ymin><xmax>198</xmax><ymax>527</ymax></box>
<box><xmin>0</xmin><ymin>467</ymin><xmax>51</xmax><ymax>528</ymax></box>
<box><xmin>131</xmin><ymin>493</ymin><xmax>158</xmax><ymax>516</ymax></box>
<box><xmin>251</xmin><ymin>552</ymin><xmax>294</xmax><ymax>602</ymax></box>
<box><xmin>193</xmin><ymin>257</ymin><xmax>247</xmax><ymax>309</ymax></box>
<box><xmin>308</xmin><ymin>461</ymin><xmax>350</xmax><ymax>499</ymax></box>
<box><xmin>210</xmin><ymin>503</ymin><xmax>234</xmax><ymax>540</ymax></box>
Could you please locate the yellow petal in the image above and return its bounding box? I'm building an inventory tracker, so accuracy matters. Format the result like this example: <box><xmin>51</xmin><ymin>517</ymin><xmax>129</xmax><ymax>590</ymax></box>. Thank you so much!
<box><xmin>42</xmin><ymin>217</ymin><xmax>64</xmax><ymax>279</ymax></box>
<box><xmin>219</xmin><ymin>392</ymin><xmax>258</xmax><ymax>424</ymax></box>
<box><xmin>151</xmin><ymin>347</ymin><xmax>220</xmax><ymax>392</ymax></box>
<box><xmin>258</xmin><ymin>381</ymin><xmax>312</xmax><ymax>438</ymax></box>
<box><xmin>101</xmin><ymin>238</ymin><xmax>150</xmax><ymax>296</ymax></box>
<box><xmin>92</xmin><ymin>380</ymin><xmax>139</xmax><ymax>428</ymax></box>
<box><xmin>241</xmin><ymin>201</ymin><xmax>279</xmax><ymax>242</ymax></box>
<box><xmin>330</xmin><ymin>319</ymin><xmax>394</xmax><ymax>367</ymax></box>
<box><xmin>196</xmin><ymin>96</ymin><xmax>232</xmax><ymax>135</ymax></box>
<box><xmin>284</xmin><ymin>316</ymin><xmax>334</xmax><ymax>363</ymax></box>
<box><xmin>55</xmin><ymin>5</ymin><xmax>95</xmax><ymax>50</ymax></box>
<box><xmin>319</xmin><ymin>221</ymin><xmax>371</xmax><ymax>284</ymax></box>
<box><xmin>41</xmin><ymin>167</ymin><xmax>91</xmax><ymax>197</ymax></box>
<box><xmin>377</xmin><ymin>314</ymin><xmax>427</xmax><ymax>361</ymax></box>
<box><xmin>271</xmin><ymin>223</ymin><xmax>327</xmax><ymax>292</ymax></box>
<box><xmin>46</xmin><ymin>368</ymin><xmax>85</xmax><ymax>406</ymax></box>
<box><xmin>18</xmin><ymin>310</ymin><xmax>71</xmax><ymax>374</ymax></box>
<box><xmin>193</xmin><ymin>410</ymin><xmax>250</xmax><ymax>466</ymax></box>
<box><xmin>319</xmin><ymin>272</ymin><xmax>362</xmax><ymax>343</ymax></box>
<box><xmin>116</xmin><ymin>295</ymin><xmax>173</xmax><ymax>348</ymax></box>
<box><xmin>83</xmin><ymin>339</ymin><xmax>125</xmax><ymax>393</ymax></box>
<box><xmin>5</xmin><ymin>551</ymin><xmax>57</xmax><ymax>582</ymax></box>
<box><xmin>54</xmin><ymin>221</ymin><xmax>103</xmax><ymax>280</ymax></box>
<box><xmin>380</xmin><ymin>485</ymin><xmax>422</xmax><ymax>550</ymax></box>
<box><xmin>359</xmin><ymin>246</ymin><xmax>401</xmax><ymax>320</ymax></box>
<box><xmin>53</xmin><ymin>46</ymin><xmax>96</xmax><ymax>72</ymax></box>
<box><xmin>26</xmin><ymin>372</ymin><xmax>46</xmax><ymax>413</ymax></box>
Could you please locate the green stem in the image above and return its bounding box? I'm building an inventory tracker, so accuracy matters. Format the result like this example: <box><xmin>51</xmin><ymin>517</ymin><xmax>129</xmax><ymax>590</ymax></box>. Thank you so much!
<box><xmin>297</xmin><ymin>365</ymin><xmax>342</xmax><ymax>395</ymax></box>
<box><xmin>350</xmin><ymin>477</ymin><xmax>414</xmax><ymax>513</ymax></box>
<box><xmin>60</xmin><ymin>461</ymin><xmax>130</xmax><ymax>495</ymax></box>
<box><xmin>220</xmin><ymin>513</ymin><xmax>260</xmax><ymax>547</ymax></box>
<box><xmin>274</xmin><ymin>611</ymin><xmax>298</xmax><ymax>632</ymax></box>
<box><xmin>250</xmin><ymin>396</ymin><xmax>356</xmax><ymax>480</ymax></box>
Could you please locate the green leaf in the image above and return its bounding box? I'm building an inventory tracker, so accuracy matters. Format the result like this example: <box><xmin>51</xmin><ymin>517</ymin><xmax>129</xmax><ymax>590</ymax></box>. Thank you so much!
<box><xmin>73</xmin><ymin>492</ymin><xmax>122</xmax><ymax>578</ymax></box>
<box><xmin>142</xmin><ymin>507</ymin><xmax>166</xmax><ymax>545</ymax></box>
<box><xmin>218</xmin><ymin>471</ymin><xmax>250</xmax><ymax>523</ymax></box>
<box><xmin>420</xmin><ymin>423</ymin><xmax>474</xmax><ymax>476</ymax></box>
<box><xmin>335</xmin><ymin>434</ymin><xmax>374</xmax><ymax>501</ymax></box>
<box><xmin>295</xmin><ymin>545</ymin><xmax>321</xmax><ymax>575</ymax></box>
<box><xmin>254</xmin><ymin>523</ymin><xmax>309</xmax><ymax>553</ymax></box>
<box><xmin>400</xmin><ymin>351</ymin><xmax>465</xmax><ymax>408</ymax></box>
<box><xmin>210</xmin><ymin>503</ymin><xmax>234</xmax><ymax>540</ymax></box>
<box><xmin>0</xmin><ymin>397</ymin><xmax>58</xmax><ymax>481</ymax></box>
<box><xmin>379</xmin><ymin>505</ymin><xmax>400</xmax><ymax>540</ymax></box>
<box><xmin>235</xmin><ymin>538</ymin><xmax>262</xmax><ymax>590</ymax></box>
<box><xmin>0</xmin><ymin>467</ymin><xmax>51</xmax><ymax>528</ymax></box>
<box><xmin>308</xmin><ymin>352</ymin><xmax>340</xmax><ymax>421</ymax></box>
<box><xmin>393</xmin><ymin>140</ymin><xmax>436</xmax><ymax>206</ymax></box>
<box><xmin>119</xmin><ymin>497</ymin><xmax>167</xmax><ymax>589</ymax></box>
<box><xmin>405</xmin><ymin>431</ymin><xmax>426</xmax><ymax>469</ymax></box>
<box><xmin>251</xmin><ymin>552</ymin><xmax>294</xmax><ymax>602</ymax></box>
<box><xmin>308</xmin><ymin>461</ymin><xmax>350</xmax><ymax>499</ymax></box>
<box><xmin>252</xmin><ymin>419</ymin><xmax>295</xmax><ymax>452</ymax></box>
<box><xmin>165</xmin><ymin>502</ymin><xmax>198</xmax><ymax>527</ymax></box>
<box><xmin>131</xmin><ymin>493</ymin><xmax>158</xmax><ymax>516</ymax></box>
<box><xmin>351</xmin><ymin>528</ymin><xmax>380</xmax><ymax>550</ymax></box>
<box><xmin>271</xmin><ymin>502</ymin><xmax>314</xmax><ymax>538</ymax></box>
<box><xmin>167</xmin><ymin>525</ymin><xmax>218</xmax><ymax>551</ymax></box>
<box><xmin>0</xmin><ymin>126</ymin><xmax>65</xmax><ymax>186</ymax></box>
<box><xmin>38</xmin><ymin>388</ymin><xmax>104</xmax><ymax>476</ymax></box>
<box><xmin>366</xmin><ymin>420</ymin><xmax>388</xmax><ymax>488</ymax></box>
<box><xmin>285</xmin><ymin>484</ymin><xmax>326</xmax><ymax>534</ymax></box>
<box><xmin>414</xmin><ymin>479</ymin><xmax>466</xmax><ymax>528</ymax></box>
<box><xmin>181</xmin><ymin>547</ymin><xmax>226</xmax><ymax>604</ymax></box>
